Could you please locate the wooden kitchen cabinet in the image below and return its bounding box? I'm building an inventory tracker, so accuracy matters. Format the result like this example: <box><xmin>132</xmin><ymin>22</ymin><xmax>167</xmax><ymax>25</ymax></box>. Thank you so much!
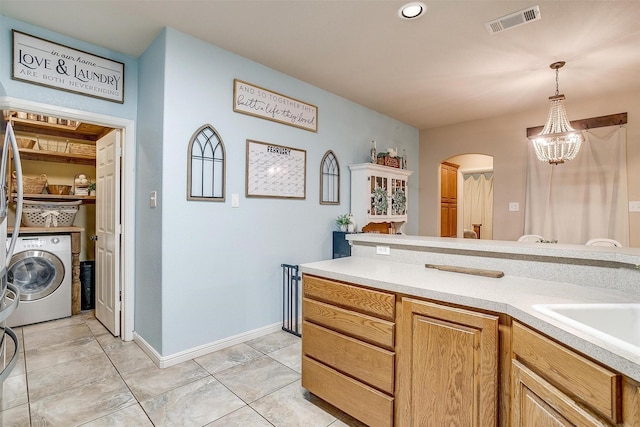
<box><xmin>511</xmin><ymin>359</ymin><xmax>610</xmax><ymax>425</ymax></box>
<box><xmin>440</xmin><ymin>161</ymin><xmax>458</xmax><ymax>237</ymax></box>
<box><xmin>510</xmin><ymin>321</ymin><xmax>640</xmax><ymax>426</ymax></box>
<box><xmin>301</xmin><ymin>274</ymin><xmax>396</xmax><ymax>427</ymax></box>
<box><xmin>301</xmin><ymin>273</ymin><xmax>640</xmax><ymax>427</ymax></box>
<box><xmin>396</xmin><ymin>297</ymin><xmax>499</xmax><ymax>426</ymax></box>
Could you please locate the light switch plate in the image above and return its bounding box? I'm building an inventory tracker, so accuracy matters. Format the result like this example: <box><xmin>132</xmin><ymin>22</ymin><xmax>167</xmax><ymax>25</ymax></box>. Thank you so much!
<box><xmin>231</xmin><ymin>193</ymin><xmax>240</xmax><ymax>208</ymax></box>
<box><xmin>150</xmin><ymin>191</ymin><xmax>157</xmax><ymax>208</ymax></box>
<box><xmin>509</xmin><ymin>202</ymin><xmax>519</xmax><ymax>212</ymax></box>
<box><xmin>630</xmin><ymin>201</ymin><xmax>640</xmax><ymax>212</ymax></box>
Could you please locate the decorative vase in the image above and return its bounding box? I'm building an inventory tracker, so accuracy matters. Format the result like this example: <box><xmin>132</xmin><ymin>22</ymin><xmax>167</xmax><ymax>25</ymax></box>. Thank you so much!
<box><xmin>348</xmin><ymin>213</ymin><xmax>357</xmax><ymax>232</ymax></box>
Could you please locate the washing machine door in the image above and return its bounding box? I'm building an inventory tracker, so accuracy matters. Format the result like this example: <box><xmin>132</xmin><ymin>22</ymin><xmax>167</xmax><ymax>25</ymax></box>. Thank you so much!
<box><xmin>7</xmin><ymin>251</ymin><xmax>65</xmax><ymax>301</ymax></box>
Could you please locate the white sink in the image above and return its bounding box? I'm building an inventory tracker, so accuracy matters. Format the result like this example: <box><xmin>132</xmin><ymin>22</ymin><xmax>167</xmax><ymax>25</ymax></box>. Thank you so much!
<box><xmin>532</xmin><ymin>303</ymin><xmax>640</xmax><ymax>354</ymax></box>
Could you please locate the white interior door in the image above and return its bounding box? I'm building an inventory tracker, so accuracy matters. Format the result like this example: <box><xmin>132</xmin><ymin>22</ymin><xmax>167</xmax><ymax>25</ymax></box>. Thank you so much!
<box><xmin>95</xmin><ymin>129</ymin><xmax>121</xmax><ymax>336</ymax></box>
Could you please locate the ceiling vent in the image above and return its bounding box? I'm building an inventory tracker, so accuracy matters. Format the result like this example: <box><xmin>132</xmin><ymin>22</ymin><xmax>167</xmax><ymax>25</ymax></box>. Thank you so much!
<box><xmin>485</xmin><ymin>5</ymin><xmax>541</xmax><ymax>34</ymax></box>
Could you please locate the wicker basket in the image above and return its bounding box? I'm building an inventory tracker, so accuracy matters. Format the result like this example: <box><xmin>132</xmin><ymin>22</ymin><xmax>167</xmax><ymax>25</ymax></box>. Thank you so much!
<box><xmin>37</xmin><ymin>138</ymin><xmax>68</xmax><ymax>153</ymax></box>
<box><xmin>46</xmin><ymin>185</ymin><xmax>72</xmax><ymax>195</ymax></box>
<box><xmin>16</xmin><ymin>138</ymin><xmax>36</xmax><ymax>149</ymax></box>
<box><xmin>68</xmin><ymin>142</ymin><xmax>96</xmax><ymax>156</ymax></box>
<box><xmin>21</xmin><ymin>200</ymin><xmax>81</xmax><ymax>227</ymax></box>
<box><xmin>12</xmin><ymin>172</ymin><xmax>47</xmax><ymax>194</ymax></box>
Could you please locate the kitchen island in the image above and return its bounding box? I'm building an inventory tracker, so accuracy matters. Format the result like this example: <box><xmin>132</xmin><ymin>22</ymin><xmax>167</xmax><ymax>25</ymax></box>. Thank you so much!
<box><xmin>300</xmin><ymin>234</ymin><xmax>640</xmax><ymax>426</ymax></box>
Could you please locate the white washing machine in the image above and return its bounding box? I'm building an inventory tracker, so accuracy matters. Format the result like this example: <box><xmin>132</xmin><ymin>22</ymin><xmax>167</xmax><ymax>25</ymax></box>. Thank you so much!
<box><xmin>6</xmin><ymin>235</ymin><xmax>72</xmax><ymax>327</ymax></box>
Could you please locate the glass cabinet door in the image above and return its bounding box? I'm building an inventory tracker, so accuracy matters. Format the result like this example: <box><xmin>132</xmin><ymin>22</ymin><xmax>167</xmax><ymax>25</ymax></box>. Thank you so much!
<box><xmin>391</xmin><ymin>178</ymin><xmax>407</xmax><ymax>216</ymax></box>
<box><xmin>369</xmin><ymin>175</ymin><xmax>389</xmax><ymax>216</ymax></box>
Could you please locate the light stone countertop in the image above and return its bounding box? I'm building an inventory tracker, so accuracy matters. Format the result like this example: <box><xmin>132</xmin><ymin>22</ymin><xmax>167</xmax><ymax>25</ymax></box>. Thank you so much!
<box><xmin>300</xmin><ymin>255</ymin><xmax>640</xmax><ymax>382</ymax></box>
<box><xmin>347</xmin><ymin>233</ymin><xmax>640</xmax><ymax>266</ymax></box>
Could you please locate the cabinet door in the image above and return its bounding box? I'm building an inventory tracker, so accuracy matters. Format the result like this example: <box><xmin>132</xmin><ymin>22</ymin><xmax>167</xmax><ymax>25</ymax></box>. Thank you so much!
<box><xmin>449</xmin><ymin>203</ymin><xmax>457</xmax><ymax>236</ymax></box>
<box><xmin>440</xmin><ymin>203</ymin><xmax>457</xmax><ymax>237</ymax></box>
<box><xmin>370</xmin><ymin>174</ymin><xmax>389</xmax><ymax>216</ymax></box>
<box><xmin>391</xmin><ymin>177</ymin><xmax>407</xmax><ymax>216</ymax></box>
<box><xmin>397</xmin><ymin>298</ymin><xmax>499</xmax><ymax>426</ymax></box>
<box><xmin>511</xmin><ymin>359</ymin><xmax>609</xmax><ymax>426</ymax></box>
<box><xmin>441</xmin><ymin>162</ymin><xmax>458</xmax><ymax>203</ymax></box>
<box><xmin>512</xmin><ymin>322</ymin><xmax>621</xmax><ymax>423</ymax></box>
<box><xmin>440</xmin><ymin>162</ymin><xmax>458</xmax><ymax>236</ymax></box>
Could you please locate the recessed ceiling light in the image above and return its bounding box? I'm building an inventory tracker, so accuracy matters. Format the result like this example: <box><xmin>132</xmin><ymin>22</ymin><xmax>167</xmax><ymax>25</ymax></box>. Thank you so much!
<box><xmin>398</xmin><ymin>2</ymin><xmax>427</xmax><ymax>20</ymax></box>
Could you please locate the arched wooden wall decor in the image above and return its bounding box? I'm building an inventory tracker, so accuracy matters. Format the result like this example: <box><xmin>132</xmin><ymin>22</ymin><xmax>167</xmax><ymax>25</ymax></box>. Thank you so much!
<box><xmin>187</xmin><ymin>124</ymin><xmax>226</xmax><ymax>201</ymax></box>
<box><xmin>320</xmin><ymin>150</ymin><xmax>340</xmax><ymax>205</ymax></box>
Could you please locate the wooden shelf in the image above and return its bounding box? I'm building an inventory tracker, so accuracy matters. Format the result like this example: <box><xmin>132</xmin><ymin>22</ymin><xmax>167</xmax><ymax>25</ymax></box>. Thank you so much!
<box><xmin>8</xmin><ymin>226</ymin><xmax>85</xmax><ymax>234</ymax></box>
<box><xmin>10</xmin><ymin>116</ymin><xmax>81</xmax><ymax>132</ymax></box>
<box><xmin>17</xmin><ymin>148</ymin><xmax>95</xmax><ymax>166</ymax></box>
<box><xmin>9</xmin><ymin>112</ymin><xmax>112</xmax><ymax>142</ymax></box>
<box><xmin>14</xmin><ymin>193</ymin><xmax>96</xmax><ymax>204</ymax></box>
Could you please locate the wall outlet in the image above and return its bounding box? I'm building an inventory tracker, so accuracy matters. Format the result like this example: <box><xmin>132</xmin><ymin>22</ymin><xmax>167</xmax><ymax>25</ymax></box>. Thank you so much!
<box><xmin>509</xmin><ymin>202</ymin><xmax>520</xmax><ymax>212</ymax></box>
<box><xmin>630</xmin><ymin>201</ymin><xmax>640</xmax><ymax>212</ymax></box>
<box><xmin>376</xmin><ymin>246</ymin><xmax>391</xmax><ymax>255</ymax></box>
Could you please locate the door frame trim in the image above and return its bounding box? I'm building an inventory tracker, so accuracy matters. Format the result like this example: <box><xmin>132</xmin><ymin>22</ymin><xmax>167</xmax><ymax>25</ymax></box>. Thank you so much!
<box><xmin>1</xmin><ymin>96</ymin><xmax>136</xmax><ymax>341</ymax></box>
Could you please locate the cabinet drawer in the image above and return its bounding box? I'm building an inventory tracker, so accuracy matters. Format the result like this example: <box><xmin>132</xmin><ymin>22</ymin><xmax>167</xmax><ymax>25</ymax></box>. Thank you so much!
<box><xmin>302</xmin><ymin>356</ymin><xmax>394</xmax><ymax>427</ymax></box>
<box><xmin>302</xmin><ymin>321</ymin><xmax>395</xmax><ymax>394</ymax></box>
<box><xmin>512</xmin><ymin>321</ymin><xmax>622</xmax><ymax>423</ymax></box>
<box><xmin>303</xmin><ymin>275</ymin><xmax>395</xmax><ymax>321</ymax></box>
<box><xmin>511</xmin><ymin>359</ymin><xmax>610</xmax><ymax>426</ymax></box>
<box><xmin>302</xmin><ymin>297</ymin><xmax>394</xmax><ymax>349</ymax></box>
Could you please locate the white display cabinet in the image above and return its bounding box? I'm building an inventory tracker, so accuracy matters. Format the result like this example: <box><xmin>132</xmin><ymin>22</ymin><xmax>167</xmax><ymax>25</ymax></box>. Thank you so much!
<box><xmin>349</xmin><ymin>163</ymin><xmax>412</xmax><ymax>233</ymax></box>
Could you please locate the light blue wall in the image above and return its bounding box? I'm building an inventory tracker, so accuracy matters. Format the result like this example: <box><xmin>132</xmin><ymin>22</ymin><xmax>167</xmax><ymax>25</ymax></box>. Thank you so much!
<box><xmin>0</xmin><ymin>16</ymin><xmax>138</xmax><ymax>120</ymax></box>
<box><xmin>155</xmin><ymin>28</ymin><xmax>419</xmax><ymax>355</ymax></box>
<box><xmin>134</xmin><ymin>30</ymin><xmax>167</xmax><ymax>352</ymax></box>
<box><xmin>0</xmin><ymin>16</ymin><xmax>419</xmax><ymax>357</ymax></box>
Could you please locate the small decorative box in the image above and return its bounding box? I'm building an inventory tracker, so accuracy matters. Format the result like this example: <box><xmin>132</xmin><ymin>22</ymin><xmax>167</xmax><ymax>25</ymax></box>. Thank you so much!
<box><xmin>377</xmin><ymin>154</ymin><xmax>400</xmax><ymax>168</ymax></box>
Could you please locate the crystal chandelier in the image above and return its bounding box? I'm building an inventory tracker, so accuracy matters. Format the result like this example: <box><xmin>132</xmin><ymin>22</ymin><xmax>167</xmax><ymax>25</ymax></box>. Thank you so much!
<box><xmin>530</xmin><ymin>61</ymin><xmax>584</xmax><ymax>165</ymax></box>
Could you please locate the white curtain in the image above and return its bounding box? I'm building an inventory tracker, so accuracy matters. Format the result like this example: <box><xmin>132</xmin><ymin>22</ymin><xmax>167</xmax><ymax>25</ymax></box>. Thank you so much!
<box><xmin>463</xmin><ymin>173</ymin><xmax>493</xmax><ymax>239</ymax></box>
<box><xmin>524</xmin><ymin>126</ymin><xmax>628</xmax><ymax>245</ymax></box>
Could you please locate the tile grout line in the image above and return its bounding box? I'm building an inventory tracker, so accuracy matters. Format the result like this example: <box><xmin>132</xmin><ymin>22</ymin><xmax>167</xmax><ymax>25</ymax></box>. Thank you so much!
<box><xmin>85</xmin><ymin>317</ymin><xmax>156</xmax><ymax>426</ymax></box>
<box><xmin>11</xmin><ymin>315</ymin><xmax>316</xmax><ymax>426</ymax></box>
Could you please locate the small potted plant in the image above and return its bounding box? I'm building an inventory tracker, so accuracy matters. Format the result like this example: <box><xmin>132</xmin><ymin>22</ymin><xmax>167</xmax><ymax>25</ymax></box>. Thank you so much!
<box><xmin>87</xmin><ymin>182</ymin><xmax>96</xmax><ymax>196</ymax></box>
<box><xmin>336</xmin><ymin>214</ymin><xmax>351</xmax><ymax>232</ymax></box>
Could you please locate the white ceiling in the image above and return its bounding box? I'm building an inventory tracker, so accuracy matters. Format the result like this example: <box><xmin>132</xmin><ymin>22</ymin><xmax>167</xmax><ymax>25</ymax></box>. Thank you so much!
<box><xmin>2</xmin><ymin>1</ymin><xmax>639</xmax><ymax>129</ymax></box>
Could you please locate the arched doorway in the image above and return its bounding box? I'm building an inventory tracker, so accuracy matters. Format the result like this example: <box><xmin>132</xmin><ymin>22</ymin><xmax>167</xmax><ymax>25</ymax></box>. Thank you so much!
<box><xmin>441</xmin><ymin>154</ymin><xmax>494</xmax><ymax>239</ymax></box>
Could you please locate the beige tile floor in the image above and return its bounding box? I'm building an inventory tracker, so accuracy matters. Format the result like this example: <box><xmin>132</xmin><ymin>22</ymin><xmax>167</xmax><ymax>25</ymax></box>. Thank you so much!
<box><xmin>0</xmin><ymin>312</ymin><xmax>366</xmax><ymax>426</ymax></box>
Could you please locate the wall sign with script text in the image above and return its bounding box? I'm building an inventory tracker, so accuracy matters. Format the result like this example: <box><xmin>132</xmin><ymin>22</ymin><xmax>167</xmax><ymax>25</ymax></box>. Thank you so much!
<box><xmin>12</xmin><ymin>30</ymin><xmax>125</xmax><ymax>103</ymax></box>
<box><xmin>233</xmin><ymin>79</ymin><xmax>317</xmax><ymax>132</ymax></box>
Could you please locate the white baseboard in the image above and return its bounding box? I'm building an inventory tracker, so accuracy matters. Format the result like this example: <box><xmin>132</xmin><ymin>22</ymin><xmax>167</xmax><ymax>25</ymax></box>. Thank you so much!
<box><xmin>133</xmin><ymin>322</ymin><xmax>283</xmax><ymax>369</ymax></box>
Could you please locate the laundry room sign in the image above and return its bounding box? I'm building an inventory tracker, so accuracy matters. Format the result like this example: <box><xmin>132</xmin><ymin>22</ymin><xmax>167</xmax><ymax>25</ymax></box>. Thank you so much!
<box><xmin>12</xmin><ymin>30</ymin><xmax>125</xmax><ymax>103</ymax></box>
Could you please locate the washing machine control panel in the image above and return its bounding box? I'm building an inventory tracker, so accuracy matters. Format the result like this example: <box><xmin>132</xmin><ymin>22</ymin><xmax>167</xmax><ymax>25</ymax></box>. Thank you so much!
<box><xmin>21</xmin><ymin>239</ymin><xmax>45</xmax><ymax>248</ymax></box>
<box><xmin>7</xmin><ymin>235</ymin><xmax>70</xmax><ymax>252</ymax></box>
